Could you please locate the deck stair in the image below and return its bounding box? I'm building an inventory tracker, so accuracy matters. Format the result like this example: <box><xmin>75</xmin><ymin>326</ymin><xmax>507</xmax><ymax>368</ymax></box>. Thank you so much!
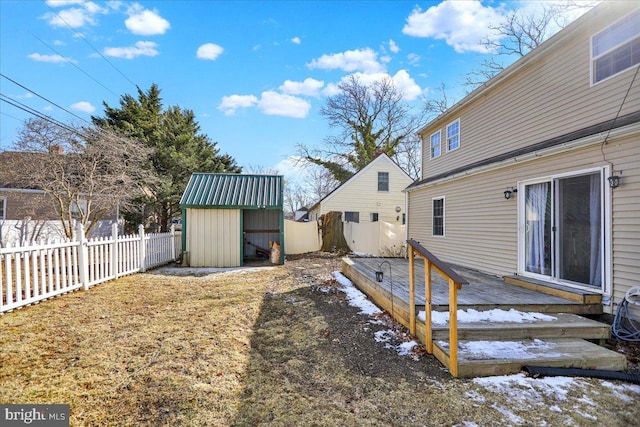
<box><xmin>341</xmin><ymin>256</ymin><xmax>628</xmax><ymax>378</ymax></box>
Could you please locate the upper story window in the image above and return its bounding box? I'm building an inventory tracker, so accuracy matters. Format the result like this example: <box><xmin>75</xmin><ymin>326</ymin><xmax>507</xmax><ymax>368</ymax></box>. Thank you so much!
<box><xmin>430</xmin><ymin>131</ymin><xmax>441</xmax><ymax>159</ymax></box>
<box><xmin>378</xmin><ymin>172</ymin><xmax>389</xmax><ymax>192</ymax></box>
<box><xmin>370</xmin><ymin>212</ymin><xmax>379</xmax><ymax>222</ymax></box>
<box><xmin>592</xmin><ymin>8</ymin><xmax>640</xmax><ymax>84</ymax></box>
<box><xmin>447</xmin><ymin>120</ymin><xmax>460</xmax><ymax>151</ymax></box>
<box><xmin>0</xmin><ymin>197</ymin><xmax>5</xmax><ymax>220</ymax></box>
<box><xmin>432</xmin><ymin>197</ymin><xmax>445</xmax><ymax>237</ymax></box>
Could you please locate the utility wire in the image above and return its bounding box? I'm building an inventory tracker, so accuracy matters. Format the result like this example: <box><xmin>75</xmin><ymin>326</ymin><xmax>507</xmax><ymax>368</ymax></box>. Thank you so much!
<box><xmin>1</xmin><ymin>73</ymin><xmax>93</xmax><ymax>126</ymax></box>
<box><xmin>31</xmin><ymin>33</ymin><xmax>119</xmax><ymax>97</ymax></box>
<box><xmin>600</xmin><ymin>64</ymin><xmax>640</xmax><ymax>172</ymax></box>
<box><xmin>42</xmin><ymin>0</ymin><xmax>139</xmax><ymax>89</ymax></box>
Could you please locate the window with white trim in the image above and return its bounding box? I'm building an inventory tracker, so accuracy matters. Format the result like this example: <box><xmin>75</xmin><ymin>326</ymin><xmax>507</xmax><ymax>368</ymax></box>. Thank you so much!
<box><xmin>0</xmin><ymin>197</ymin><xmax>5</xmax><ymax>220</ymax></box>
<box><xmin>430</xmin><ymin>131</ymin><xmax>441</xmax><ymax>158</ymax></box>
<box><xmin>344</xmin><ymin>211</ymin><xmax>359</xmax><ymax>223</ymax></box>
<box><xmin>377</xmin><ymin>172</ymin><xmax>389</xmax><ymax>192</ymax></box>
<box><xmin>447</xmin><ymin>119</ymin><xmax>460</xmax><ymax>151</ymax></box>
<box><xmin>591</xmin><ymin>8</ymin><xmax>640</xmax><ymax>84</ymax></box>
<box><xmin>370</xmin><ymin>212</ymin><xmax>379</xmax><ymax>222</ymax></box>
<box><xmin>432</xmin><ymin>197</ymin><xmax>444</xmax><ymax>236</ymax></box>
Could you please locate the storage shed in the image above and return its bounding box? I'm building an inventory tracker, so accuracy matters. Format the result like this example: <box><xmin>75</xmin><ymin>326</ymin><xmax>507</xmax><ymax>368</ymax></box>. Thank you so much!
<box><xmin>179</xmin><ymin>173</ymin><xmax>284</xmax><ymax>267</ymax></box>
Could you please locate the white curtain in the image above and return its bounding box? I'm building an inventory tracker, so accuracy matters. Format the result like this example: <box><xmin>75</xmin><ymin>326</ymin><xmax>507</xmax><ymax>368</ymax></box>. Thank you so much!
<box><xmin>589</xmin><ymin>174</ymin><xmax>602</xmax><ymax>287</ymax></box>
<box><xmin>527</xmin><ymin>183</ymin><xmax>549</xmax><ymax>275</ymax></box>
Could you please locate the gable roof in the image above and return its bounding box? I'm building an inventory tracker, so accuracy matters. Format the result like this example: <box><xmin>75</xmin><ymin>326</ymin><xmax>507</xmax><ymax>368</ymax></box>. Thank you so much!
<box><xmin>309</xmin><ymin>153</ymin><xmax>412</xmax><ymax>211</ymax></box>
<box><xmin>179</xmin><ymin>173</ymin><xmax>283</xmax><ymax>208</ymax></box>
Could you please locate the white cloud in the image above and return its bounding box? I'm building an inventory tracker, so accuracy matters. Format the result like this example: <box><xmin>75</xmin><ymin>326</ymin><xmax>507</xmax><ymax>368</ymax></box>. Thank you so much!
<box><xmin>103</xmin><ymin>41</ymin><xmax>159</xmax><ymax>59</ymax></box>
<box><xmin>291</xmin><ymin>36</ymin><xmax>301</xmax><ymax>45</ymax></box>
<box><xmin>27</xmin><ymin>53</ymin><xmax>74</xmax><ymax>64</ymax></box>
<box><xmin>307</xmin><ymin>48</ymin><xmax>384</xmax><ymax>74</ymax></box>
<box><xmin>279</xmin><ymin>78</ymin><xmax>324</xmax><ymax>97</ymax></box>
<box><xmin>45</xmin><ymin>7</ymin><xmax>96</xmax><ymax>28</ymax></box>
<box><xmin>389</xmin><ymin>39</ymin><xmax>399</xmax><ymax>53</ymax></box>
<box><xmin>197</xmin><ymin>43</ymin><xmax>224</xmax><ymax>60</ymax></box>
<box><xmin>217</xmin><ymin>94</ymin><xmax>258</xmax><ymax>115</ymax></box>
<box><xmin>257</xmin><ymin>91</ymin><xmax>311</xmax><ymax>118</ymax></box>
<box><xmin>325</xmin><ymin>70</ymin><xmax>423</xmax><ymax>101</ymax></box>
<box><xmin>402</xmin><ymin>0</ymin><xmax>505</xmax><ymax>53</ymax></box>
<box><xmin>407</xmin><ymin>53</ymin><xmax>421</xmax><ymax>66</ymax></box>
<box><xmin>70</xmin><ymin>101</ymin><xmax>95</xmax><ymax>113</ymax></box>
<box><xmin>46</xmin><ymin>0</ymin><xmax>84</xmax><ymax>7</ymax></box>
<box><xmin>125</xmin><ymin>5</ymin><xmax>170</xmax><ymax>36</ymax></box>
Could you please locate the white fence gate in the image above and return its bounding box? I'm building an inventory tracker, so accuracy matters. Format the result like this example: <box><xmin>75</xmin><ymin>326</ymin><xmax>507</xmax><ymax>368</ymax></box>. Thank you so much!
<box><xmin>1</xmin><ymin>223</ymin><xmax>181</xmax><ymax>313</ymax></box>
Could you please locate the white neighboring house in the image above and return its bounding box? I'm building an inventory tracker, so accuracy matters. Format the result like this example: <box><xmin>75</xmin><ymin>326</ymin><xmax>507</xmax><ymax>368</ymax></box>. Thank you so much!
<box><xmin>307</xmin><ymin>153</ymin><xmax>413</xmax><ymax>255</ymax></box>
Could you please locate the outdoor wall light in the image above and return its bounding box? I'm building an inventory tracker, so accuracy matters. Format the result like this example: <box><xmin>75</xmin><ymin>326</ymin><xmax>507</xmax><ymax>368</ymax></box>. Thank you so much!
<box><xmin>504</xmin><ymin>187</ymin><xmax>518</xmax><ymax>200</ymax></box>
<box><xmin>608</xmin><ymin>174</ymin><xmax>620</xmax><ymax>189</ymax></box>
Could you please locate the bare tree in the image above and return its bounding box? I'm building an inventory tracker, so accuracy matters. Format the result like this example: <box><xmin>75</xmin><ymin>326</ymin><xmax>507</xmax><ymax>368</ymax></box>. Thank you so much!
<box><xmin>303</xmin><ymin>163</ymin><xmax>340</xmax><ymax>204</ymax></box>
<box><xmin>465</xmin><ymin>2</ymin><xmax>596</xmax><ymax>89</ymax></box>
<box><xmin>10</xmin><ymin>118</ymin><xmax>156</xmax><ymax>238</ymax></box>
<box><xmin>298</xmin><ymin>74</ymin><xmax>424</xmax><ymax>182</ymax></box>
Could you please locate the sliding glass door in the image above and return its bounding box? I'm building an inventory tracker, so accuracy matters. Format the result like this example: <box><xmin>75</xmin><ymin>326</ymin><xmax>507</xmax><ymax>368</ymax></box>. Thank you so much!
<box><xmin>520</xmin><ymin>170</ymin><xmax>605</xmax><ymax>290</ymax></box>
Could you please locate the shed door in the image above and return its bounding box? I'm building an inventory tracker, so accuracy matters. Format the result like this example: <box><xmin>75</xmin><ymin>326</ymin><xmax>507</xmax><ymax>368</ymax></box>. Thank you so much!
<box><xmin>187</xmin><ymin>208</ymin><xmax>241</xmax><ymax>267</ymax></box>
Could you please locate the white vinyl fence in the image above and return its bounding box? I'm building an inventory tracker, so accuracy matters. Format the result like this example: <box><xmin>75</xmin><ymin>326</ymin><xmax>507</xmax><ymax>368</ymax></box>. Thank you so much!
<box><xmin>284</xmin><ymin>219</ymin><xmax>321</xmax><ymax>255</ymax></box>
<box><xmin>344</xmin><ymin>221</ymin><xmax>406</xmax><ymax>257</ymax></box>
<box><xmin>1</xmin><ymin>223</ymin><xmax>181</xmax><ymax>313</ymax></box>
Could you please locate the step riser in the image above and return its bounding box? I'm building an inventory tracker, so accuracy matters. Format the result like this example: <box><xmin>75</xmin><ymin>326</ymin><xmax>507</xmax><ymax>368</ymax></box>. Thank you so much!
<box><xmin>431</xmin><ymin>328</ymin><xmax>610</xmax><ymax>341</ymax></box>
<box><xmin>433</xmin><ymin>338</ymin><xmax>627</xmax><ymax>378</ymax></box>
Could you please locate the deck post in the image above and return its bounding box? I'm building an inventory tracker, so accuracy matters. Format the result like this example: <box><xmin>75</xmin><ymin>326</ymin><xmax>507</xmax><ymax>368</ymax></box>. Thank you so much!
<box><xmin>448</xmin><ymin>277</ymin><xmax>458</xmax><ymax>377</ymax></box>
<box><xmin>425</xmin><ymin>259</ymin><xmax>433</xmax><ymax>354</ymax></box>
<box><xmin>408</xmin><ymin>246</ymin><xmax>416</xmax><ymax>335</ymax></box>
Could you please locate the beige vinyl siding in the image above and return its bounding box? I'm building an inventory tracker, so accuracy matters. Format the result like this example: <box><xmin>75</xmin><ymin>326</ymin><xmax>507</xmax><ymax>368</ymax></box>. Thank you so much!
<box><xmin>320</xmin><ymin>156</ymin><xmax>412</xmax><ymax>224</ymax></box>
<box><xmin>420</xmin><ymin>3</ymin><xmax>640</xmax><ymax>180</ymax></box>
<box><xmin>186</xmin><ymin>208</ymin><xmax>241</xmax><ymax>267</ymax></box>
<box><xmin>409</xmin><ymin>131</ymin><xmax>639</xmax><ymax>310</ymax></box>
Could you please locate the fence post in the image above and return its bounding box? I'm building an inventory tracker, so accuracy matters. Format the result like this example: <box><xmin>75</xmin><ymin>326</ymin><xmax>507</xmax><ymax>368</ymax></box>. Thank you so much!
<box><xmin>77</xmin><ymin>223</ymin><xmax>90</xmax><ymax>290</ymax></box>
<box><xmin>111</xmin><ymin>223</ymin><xmax>119</xmax><ymax>279</ymax></box>
<box><xmin>170</xmin><ymin>224</ymin><xmax>176</xmax><ymax>261</ymax></box>
<box><xmin>138</xmin><ymin>224</ymin><xmax>146</xmax><ymax>272</ymax></box>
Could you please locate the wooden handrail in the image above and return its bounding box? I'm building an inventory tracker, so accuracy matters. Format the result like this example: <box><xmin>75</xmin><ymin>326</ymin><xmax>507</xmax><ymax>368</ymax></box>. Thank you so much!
<box><xmin>406</xmin><ymin>239</ymin><xmax>466</xmax><ymax>377</ymax></box>
<box><xmin>406</xmin><ymin>239</ymin><xmax>468</xmax><ymax>286</ymax></box>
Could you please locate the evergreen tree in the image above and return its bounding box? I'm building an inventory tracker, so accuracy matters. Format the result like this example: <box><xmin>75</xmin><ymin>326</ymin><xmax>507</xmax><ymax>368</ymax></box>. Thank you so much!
<box><xmin>93</xmin><ymin>84</ymin><xmax>241</xmax><ymax>232</ymax></box>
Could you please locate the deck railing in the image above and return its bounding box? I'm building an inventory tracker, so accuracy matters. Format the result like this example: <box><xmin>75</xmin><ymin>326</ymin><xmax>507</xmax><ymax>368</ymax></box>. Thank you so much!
<box><xmin>406</xmin><ymin>239</ymin><xmax>468</xmax><ymax>377</ymax></box>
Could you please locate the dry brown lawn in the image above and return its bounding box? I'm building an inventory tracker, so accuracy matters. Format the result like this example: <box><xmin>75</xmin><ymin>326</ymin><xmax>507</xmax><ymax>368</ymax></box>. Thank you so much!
<box><xmin>1</xmin><ymin>255</ymin><xmax>639</xmax><ymax>426</ymax></box>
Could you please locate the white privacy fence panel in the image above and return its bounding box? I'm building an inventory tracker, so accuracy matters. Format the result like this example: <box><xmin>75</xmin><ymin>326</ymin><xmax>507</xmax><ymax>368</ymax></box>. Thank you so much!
<box><xmin>284</xmin><ymin>220</ymin><xmax>321</xmax><ymax>255</ymax></box>
<box><xmin>344</xmin><ymin>221</ymin><xmax>406</xmax><ymax>257</ymax></box>
<box><xmin>1</xmin><ymin>223</ymin><xmax>181</xmax><ymax>313</ymax></box>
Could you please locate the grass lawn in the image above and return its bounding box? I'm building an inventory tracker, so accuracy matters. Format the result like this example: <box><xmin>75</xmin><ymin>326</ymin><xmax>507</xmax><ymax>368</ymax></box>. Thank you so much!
<box><xmin>1</xmin><ymin>257</ymin><xmax>639</xmax><ymax>426</ymax></box>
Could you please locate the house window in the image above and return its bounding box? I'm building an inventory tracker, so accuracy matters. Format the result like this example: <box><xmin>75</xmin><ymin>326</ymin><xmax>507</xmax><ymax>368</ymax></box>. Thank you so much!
<box><xmin>0</xmin><ymin>197</ymin><xmax>5</xmax><ymax>220</ymax></box>
<box><xmin>432</xmin><ymin>197</ymin><xmax>445</xmax><ymax>236</ymax></box>
<box><xmin>430</xmin><ymin>131</ymin><xmax>441</xmax><ymax>158</ymax></box>
<box><xmin>378</xmin><ymin>172</ymin><xmax>389</xmax><ymax>192</ymax></box>
<box><xmin>344</xmin><ymin>211</ymin><xmax>359</xmax><ymax>223</ymax></box>
<box><xmin>591</xmin><ymin>8</ymin><xmax>640</xmax><ymax>84</ymax></box>
<box><xmin>370</xmin><ymin>212</ymin><xmax>379</xmax><ymax>222</ymax></box>
<box><xmin>447</xmin><ymin>120</ymin><xmax>460</xmax><ymax>151</ymax></box>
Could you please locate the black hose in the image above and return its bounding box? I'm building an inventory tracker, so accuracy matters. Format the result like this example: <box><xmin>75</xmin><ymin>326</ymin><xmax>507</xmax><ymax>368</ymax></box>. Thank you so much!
<box><xmin>524</xmin><ymin>365</ymin><xmax>640</xmax><ymax>385</ymax></box>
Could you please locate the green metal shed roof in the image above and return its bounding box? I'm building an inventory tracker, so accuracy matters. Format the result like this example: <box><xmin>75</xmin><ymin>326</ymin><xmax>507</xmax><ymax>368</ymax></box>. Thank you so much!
<box><xmin>179</xmin><ymin>173</ymin><xmax>283</xmax><ymax>208</ymax></box>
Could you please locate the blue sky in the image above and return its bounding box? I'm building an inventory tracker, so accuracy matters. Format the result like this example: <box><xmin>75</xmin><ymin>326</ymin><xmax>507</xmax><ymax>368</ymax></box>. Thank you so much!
<box><xmin>0</xmin><ymin>1</ymin><xmax>591</xmax><ymax>180</ymax></box>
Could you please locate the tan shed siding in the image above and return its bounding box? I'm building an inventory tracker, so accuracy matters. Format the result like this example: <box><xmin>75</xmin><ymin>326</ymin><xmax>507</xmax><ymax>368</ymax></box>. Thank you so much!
<box><xmin>420</xmin><ymin>3</ymin><xmax>640</xmax><ymax>180</ymax></box>
<box><xmin>186</xmin><ymin>208</ymin><xmax>241</xmax><ymax>267</ymax></box>
<box><xmin>409</xmin><ymin>133</ymin><xmax>639</xmax><ymax>306</ymax></box>
<box><xmin>322</xmin><ymin>156</ymin><xmax>412</xmax><ymax>224</ymax></box>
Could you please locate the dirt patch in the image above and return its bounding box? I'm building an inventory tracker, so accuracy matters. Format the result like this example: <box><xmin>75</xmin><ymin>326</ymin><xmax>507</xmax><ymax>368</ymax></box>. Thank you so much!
<box><xmin>0</xmin><ymin>252</ymin><xmax>638</xmax><ymax>426</ymax></box>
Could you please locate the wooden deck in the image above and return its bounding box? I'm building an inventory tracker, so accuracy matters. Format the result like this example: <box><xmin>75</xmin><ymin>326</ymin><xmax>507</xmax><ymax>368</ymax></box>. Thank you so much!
<box><xmin>341</xmin><ymin>257</ymin><xmax>626</xmax><ymax>378</ymax></box>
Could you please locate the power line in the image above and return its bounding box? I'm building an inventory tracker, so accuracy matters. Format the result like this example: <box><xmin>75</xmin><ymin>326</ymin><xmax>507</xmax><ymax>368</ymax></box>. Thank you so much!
<box><xmin>1</xmin><ymin>73</ymin><xmax>93</xmax><ymax>126</ymax></box>
<box><xmin>31</xmin><ymin>33</ymin><xmax>120</xmax><ymax>97</ymax></box>
<box><xmin>42</xmin><ymin>0</ymin><xmax>139</xmax><ymax>89</ymax></box>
